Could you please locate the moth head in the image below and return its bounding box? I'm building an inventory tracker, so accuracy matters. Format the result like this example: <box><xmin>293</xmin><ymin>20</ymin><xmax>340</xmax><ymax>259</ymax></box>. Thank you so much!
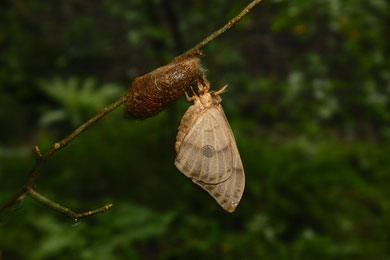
<box><xmin>195</xmin><ymin>77</ymin><xmax>223</xmax><ymax>107</ymax></box>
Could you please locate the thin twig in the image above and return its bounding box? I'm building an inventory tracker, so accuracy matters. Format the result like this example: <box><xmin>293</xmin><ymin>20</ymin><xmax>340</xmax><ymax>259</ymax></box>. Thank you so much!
<box><xmin>175</xmin><ymin>0</ymin><xmax>263</xmax><ymax>61</ymax></box>
<box><xmin>0</xmin><ymin>0</ymin><xmax>262</xmax><ymax>218</ymax></box>
<box><xmin>0</xmin><ymin>96</ymin><xmax>127</xmax><ymax>213</ymax></box>
<box><xmin>26</xmin><ymin>95</ymin><xmax>128</xmax><ymax>189</ymax></box>
<box><xmin>29</xmin><ymin>189</ymin><xmax>113</xmax><ymax>220</ymax></box>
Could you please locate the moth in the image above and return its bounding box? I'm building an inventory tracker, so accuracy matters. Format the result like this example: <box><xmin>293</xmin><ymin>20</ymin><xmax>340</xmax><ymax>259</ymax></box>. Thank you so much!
<box><xmin>175</xmin><ymin>78</ymin><xmax>245</xmax><ymax>212</ymax></box>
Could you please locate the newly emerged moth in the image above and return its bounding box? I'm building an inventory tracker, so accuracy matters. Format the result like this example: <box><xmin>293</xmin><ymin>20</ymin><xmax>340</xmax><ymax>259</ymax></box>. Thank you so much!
<box><xmin>175</xmin><ymin>78</ymin><xmax>245</xmax><ymax>212</ymax></box>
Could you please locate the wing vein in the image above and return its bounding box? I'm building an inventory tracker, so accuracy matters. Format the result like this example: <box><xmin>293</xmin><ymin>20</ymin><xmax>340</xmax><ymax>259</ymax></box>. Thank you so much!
<box><xmin>180</xmin><ymin>119</ymin><xmax>203</xmax><ymax>169</ymax></box>
<box><xmin>211</xmin><ymin>108</ymin><xmax>230</xmax><ymax>183</ymax></box>
<box><xmin>191</xmin><ymin>115</ymin><xmax>206</xmax><ymax>179</ymax></box>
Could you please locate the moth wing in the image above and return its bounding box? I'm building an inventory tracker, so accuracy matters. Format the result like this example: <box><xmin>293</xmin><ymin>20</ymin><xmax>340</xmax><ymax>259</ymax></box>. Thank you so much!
<box><xmin>192</xmin><ymin>106</ymin><xmax>245</xmax><ymax>212</ymax></box>
<box><xmin>175</xmin><ymin>106</ymin><xmax>234</xmax><ymax>184</ymax></box>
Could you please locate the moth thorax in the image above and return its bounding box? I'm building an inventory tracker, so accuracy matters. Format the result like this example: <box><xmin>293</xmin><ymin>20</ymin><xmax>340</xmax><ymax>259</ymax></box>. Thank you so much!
<box><xmin>199</xmin><ymin>93</ymin><xmax>218</xmax><ymax>108</ymax></box>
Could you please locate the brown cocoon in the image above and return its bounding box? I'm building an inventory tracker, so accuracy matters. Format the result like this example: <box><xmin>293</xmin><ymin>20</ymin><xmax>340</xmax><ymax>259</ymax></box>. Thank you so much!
<box><xmin>126</xmin><ymin>57</ymin><xmax>204</xmax><ymax>119</ymax></box>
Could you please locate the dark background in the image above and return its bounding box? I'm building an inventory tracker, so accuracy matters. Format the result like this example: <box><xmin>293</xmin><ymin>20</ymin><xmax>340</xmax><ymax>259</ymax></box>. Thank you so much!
<box><xmin>1</xmin><ymin>0</ymin><xmax>390</xmax><ymax>259</ymax></box>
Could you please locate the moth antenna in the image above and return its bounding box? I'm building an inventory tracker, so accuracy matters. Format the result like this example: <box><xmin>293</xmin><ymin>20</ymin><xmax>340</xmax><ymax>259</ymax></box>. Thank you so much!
<box><xmin>214</xmin><ymin>84</ymin><xmax>228</xmax><ymax>95</ymax></box>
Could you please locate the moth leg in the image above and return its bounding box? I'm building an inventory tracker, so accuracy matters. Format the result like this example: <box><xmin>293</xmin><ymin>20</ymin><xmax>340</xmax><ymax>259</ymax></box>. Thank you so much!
<box><xmin>190</xmin><ymin>86</ymin><xmax>199</xmax><ymax>97</ymax></box>
<box><xmin>202</xmin><ymin>75</ymin><xmax>211</xmax><ymax>93</ymax></box>
<box><xmin>183</xmin><ymin>86</ymin><xmax>197</xmax><ymax>102</ymax></box>
<box><xmin>214</xmin><ymin>84</ymin><xmax>228</xmax><ymax>95</ymax></box>
<box><xmin>197</xmin><ymin>80</ymin><xmax>204</xmax><ymax>94</ymax></box>
<box><xmin>185</xmin><ymin>89</ymin><xmax>197</xmax><ymax>102</ymax></box>
<box><xmin>183</xmin><ymin>89</ymin><xmax>191</xmax><ymax>101</ymax></box>
<box><xmin>197</xmin><ymin>76</ymin><xmax>210</xmax><ymax>94</ymax></box>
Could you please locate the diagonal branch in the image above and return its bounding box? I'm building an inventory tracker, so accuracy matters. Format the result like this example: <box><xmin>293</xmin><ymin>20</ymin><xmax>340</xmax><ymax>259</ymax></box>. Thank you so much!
<box><xmin>29</xmin><ymin>189</ymin><xmax>113</xmax><ymax>220</ymax></box>
<box><xmin>0</xmin><ymin>0</ymin><xmax>263</xmax><ymax>218</ymax></box>
<box><xmin>175</xmin><ymin>0</ymin><xmax>263</xmax><ymax>61</ymax></box>
<box><xmin>0</xmin><ymin>96</ymin><xmax>127</xmax><ymax>213</ymax></box>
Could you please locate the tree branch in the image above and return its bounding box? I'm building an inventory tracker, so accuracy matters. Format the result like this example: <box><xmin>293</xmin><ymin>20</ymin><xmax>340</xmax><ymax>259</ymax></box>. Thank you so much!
<box><xmin>0</xmin><ymin>96</ymin><xmax>127</xmax><ymax>213</ymax></box>
<box><xmin>29</xmin><ymin>189</ymin><xmax>113</xmax><ymax>220</ymax></box>
<box><xmin>0</xmin><ymin>0</ymin><xmax>262</xmax><ymax>218</ymax></box>
<box><xmin>175</xmin><ymin>0</ymin><xmax>263</xmax><ymax>61</ymax></box>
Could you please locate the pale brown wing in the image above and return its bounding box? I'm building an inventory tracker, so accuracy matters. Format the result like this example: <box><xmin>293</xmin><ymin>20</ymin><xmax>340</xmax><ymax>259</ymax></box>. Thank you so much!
<box><xmin>175</xmin><ymin>104</ymin><xmax>202</xmax><ymax>153</ymax></box>
<box><xmin>192</xmin><ymin>105</ymin><xmax>245</xmax><ymax>212</ymax></box>
<box><xmin>175</xmin><ymin>106</ymin><xmax>233</xmax><ymax>184</ymax></box>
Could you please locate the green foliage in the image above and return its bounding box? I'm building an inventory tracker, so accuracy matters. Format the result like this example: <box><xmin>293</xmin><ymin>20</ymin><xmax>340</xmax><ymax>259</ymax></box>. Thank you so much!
<box><xmin>1</xmin><ymin>0</ymin><xmax>390</xmax><ymax>259</ymax></box>
<box><xmin>38</xmin><ymin>77</ymin><xmax>123</xmax><ymax>127</ymax></box>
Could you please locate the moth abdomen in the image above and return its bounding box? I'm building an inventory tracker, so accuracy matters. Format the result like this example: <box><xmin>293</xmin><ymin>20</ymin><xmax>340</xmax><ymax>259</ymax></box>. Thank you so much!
<box><xmin>126</xmin><ymin>57</ymin><xmax>204</xmax><ymax>119</ymax></box>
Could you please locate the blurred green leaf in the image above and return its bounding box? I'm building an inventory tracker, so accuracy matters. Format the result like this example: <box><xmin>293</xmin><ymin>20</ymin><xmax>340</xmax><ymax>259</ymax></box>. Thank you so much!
<box><xmin>38</xmin><ymin>77</ymin><xmax>123</xmax><ymax>126</ymax></box>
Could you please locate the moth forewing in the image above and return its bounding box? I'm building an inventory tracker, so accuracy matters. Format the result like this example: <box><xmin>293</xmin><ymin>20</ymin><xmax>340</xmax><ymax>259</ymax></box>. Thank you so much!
<box><xmin>175</xmin><ymin>105</ymin><xmax>202</xmax><ymax>153</ymax></box>
<box><xmin>175</xmin><ymin>81</ymin><xmax>245</xmax><ymax>212</ymax></box>
<box><xmin>175</xmin><ymin>107</ymin><xmax>234</xmax><ymax>184</ymax></box>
